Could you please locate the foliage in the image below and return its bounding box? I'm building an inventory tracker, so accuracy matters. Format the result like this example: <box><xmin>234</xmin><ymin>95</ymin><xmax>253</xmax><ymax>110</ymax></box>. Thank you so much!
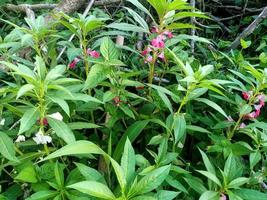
<box><xmin>0</xmin><ymin>0</ymin><xmax>267</xmax><ymax>200</ymax></box>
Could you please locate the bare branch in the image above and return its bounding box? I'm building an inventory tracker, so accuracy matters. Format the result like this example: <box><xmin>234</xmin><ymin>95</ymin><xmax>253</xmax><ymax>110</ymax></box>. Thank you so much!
<box><xmin>230</xmin><ymin>7</ymin><xmax>267</xmax><ymax>49</ymax></box>
<box><xmin>5</xmin><ymin>3</ymin><xmax>57</xmax><ymax>12</ymax></box>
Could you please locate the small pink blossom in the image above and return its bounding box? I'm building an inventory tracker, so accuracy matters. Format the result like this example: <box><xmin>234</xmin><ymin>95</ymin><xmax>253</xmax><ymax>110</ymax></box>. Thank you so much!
<box><xmin>163</xmin><ymin>30</ymin><xmax>173</xmax><ymax>39</ymax></box>
<box><xmin>151</xmin><ymin>36</ymin><xmax>165</xmax><ymax>49</ymax></box>
<box><xmin>257</xmin><ymin>94</ymin><xmax>265</xmax><ymax>106</ymax></box>
<box><xmin>254</xmin><ymin>104</ymin><xmax>263</xmax><ymax>111</ymax></box>
<box><xmin>141</xmin><ymin>47</ymin><xmax>152</xmax><ymax>56</ymax></box>
<box><xmin>242</xmin><ymin>91</ymin><xmax>253</xmax><ymax>100</ymax></box>
<box><xmin>69</xmin><ymin>57</ymin><xmax>80</xmax><ymax>69</ymax></box>
<box><xmin>144</xmin><ymin>55</ymin><xmax>153</xmax><ymax>63</ymax></box>
<box><xmin>151</xmin><ymin>26</ymin><xmax>159</xmax><ymax>33</ymax></box>
<box><xmin>244</xmin><ymin>110</ymin><xmax>260</xmax><ymax>119</ymax></box>
<box><xmin>87</xmin><ymin>49</ymin><xmax>100</xmax><ymax>58</ymax></box>
<box><xmin>220</xmin><ymin>193</ymin><xmax>227</xmax><ymax>200</ymax></box>
<box><xmin>240</xmin><ymin>123</ymin><xmax>246</xmax><ymax>128</ymax></box>
<box><xmin>158</xmin><ymin>52</ymin><xmax>165</xmax><ymax>61</ymax></box>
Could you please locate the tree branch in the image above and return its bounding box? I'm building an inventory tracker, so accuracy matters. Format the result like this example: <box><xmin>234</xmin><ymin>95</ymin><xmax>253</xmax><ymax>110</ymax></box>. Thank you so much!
<box><xmin>230</xmin><ymin>7</ymin><xmax>267</xmax><ymax>49</ymax></box>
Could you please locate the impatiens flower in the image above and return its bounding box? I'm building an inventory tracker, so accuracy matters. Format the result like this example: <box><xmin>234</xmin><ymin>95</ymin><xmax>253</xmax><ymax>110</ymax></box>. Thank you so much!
<box><xmin>113</xmin><ymin>96</ymin><xmax>123</xmax><ymax>107</ymax></box>
<box><xmin>151</xmin><ymin>36</ymin><xmax>165</xmax><ymax>49</ymax></box>
<box><xmin>48</xmin><ymin>112</ymin><xmax>63</xmax><ymax>121</ymax></box>
<box><xmin>254</xmin><ymin>104</ymin><xmax>263</xmax><ymax>111</ymax></box>
<box><xmin>69</xmin><ymin>57</ymin><xmax>81</xmax><ymax>69</ymax></box>
<box><xmin>0</xmin><ymin>118</ymin><xmax>5</xmax><ymax>126</ymax></box>
<box><xmin>158</xmin><ymin>52</ymin><xmax>165</xmax><ymax>61</ymax></box>
<box><xmin>220</xmin><ymin>193</ymin><xmax>227</xmax><ymax>200</ymax></box>
<box><xmin>38</xmin><ymin>118</ymin><xmax>48</xmax><ymax>126</ymax></box>
<box><xmin>240</xmin><ymin>122</ymin><xmax>247</xmax><ymax>128</ymax></box>
<box><xmin>87</xmin><ymin>49</ymin><xmax>100</xmax><ymax>58</ymax></box>
<box><xmin>141</xmin><ymin>47</ymin><xmax>152</xmax><ymax>56</ymax></box>
<box><xmin>144</xmin><ymin>55</ymin><xmax>153</xmax><ymax>63</ymax></box>
<box><xmin>257</xmin><ymin>94</ymin><xmax>265</xmax><ymax>106</ymax></box>
<box><xmin>242</xmin><ymin>91</ymin><xmax>252</xmax><ymax>101</ymax></box>
<box><xmin>163</xmin><ymin>30</ymin><xmax>173</xmax><ymax>39</ymax></box>
<box><xmin>33</xmin><ymin>130</ymin><xmax>52</xmax><ymax>145</ymax></box>
<box><xmin>15</xmin><ymin>135</ymin><xmax>25</xmax><ymax>143</ymax></box>
<box><xmin>151</xmin><ymin>26</ymin><xmax>159</xmax><ymax>33</ymax></box>
<box><xmin>244</xmin><ymin>110</ymin><xmax>260</xmax><ymax>119</ymax></box>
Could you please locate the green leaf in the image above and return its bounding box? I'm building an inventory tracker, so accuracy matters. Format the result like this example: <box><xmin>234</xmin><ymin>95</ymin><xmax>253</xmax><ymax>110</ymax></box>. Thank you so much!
<box><xmin>15</xmin><ymin>164</ymin><xmax>37</xmax><ymax>183</ymax></box>
<box><xmin>249</xmin><ymin>151</ymin><xmax>261</xmax><ymax>169</ymax></box>
<box><xmin>147</xmin><ymin>0</ymin><xmax>166</xmax><ymax>19</ymax></box>
<box><xmin>199</xmin><ymin>149</ymin><xmax>216</xmax><ymax>175</ymax></box>
<box><xmin>158</xmin><ymin>90</ymin><xmax>173</xmax><ymax>113</ymax></box>
<box><xmin>107</xmin><ymin>23</ymin><xmax>149</xmax><ymax>33</ymax></box>
<box><xmin>42</xmin><ymin>140</ymin><xmax>105</xmax><ymax>161</ymax></box>
<box><xmin>48</xmin><ymin>96</ymin><xmax>70</xmax><ymax>116</ymax></box>
<box><xmin>47</xmin><ymin>117</ymin><xmax>75</xmax><ymax>144</ymax></box>
<box><xmin>228</xmin><ymin>177</ymin><xmax>248</xmax><ymax>188</ymax></box>
<box><xmin>156</xmin><ymin>190</ymin><xmax>180</xmax><ymax>200</ymax></box>
<box><xmin>100</xmin><ymin>37</ymin><xmax>119</xmax><ymax>60</ymax></box>
<box><xmin>195</xmin><ymin>98</ymin><xmax>227</xmax><ymax>118</ymax></box>
<box><xmin>131</xmin><ymin>165</ymin><xmax>171</xmax><ymax>196</ymax></box>
<box><xmin>16</xmin><ymin>84</ymin><xmax>34</xmax><ymax>99</ymax></box>
<box><xmin>54</xmin><ymin>161</ymin><xmax>64</xmax><ymax>187</ymax></box>
<box><xmin>124</xmin><ymin>7</ymin><xmax>149</xmax><ymax>31</ymax></box>
<box><xmin>240</xmin><ymin>39</ymin><xmax>251</xmax><ymax>49</ymax></box>
<box><xmin>235</xmin><ymin>189</ymin><xmax>267</xmax><ymax>200</ymax></box>
<box><xmin>75</xmin><ymin>163</ymin><xmax>105</xmax><ymax>183</ymax></box>
<box><xmin>67</xmin><ymin>122</ymin><xmax>100</xmax><ymax>130</ymax></box>
<box><xmin>26</xmin><ymin>190</ymin><xmax>58</xmax><ymax>200</ymax></box>
<box><xmin>19</xmin><ymin>107</ymin><xmax>39</xmax><ymax>134</ymax></box>
<box><xmin>113</xmin><ymin>120</ymin><xmax>149</xmax><ymax>160</ymax></box>
<box><xmin>173</xmin><ymin>113</ymin><xmax>186</xmax><ymax>144</ymax></box>
<box><xmin>121</xmin><ymin>138</ymin><xmax>135</xmax><ymax>186</ymax></box>
<box><xmin>110</xmin><ymin>158</ymin><xmax>127</xmax><ymax>192</ymax></box>
<box><xmin>167</xmin><ymin>23</ymin><xmax>197</xmax><ymax>30</ymax></box>
<box><xmin>67</xmin><ymin>181</ymin><xmax>115</xmax><ymax>200</ymax></box>
<box><xmin>197</xmin><ymin>170</ymin><xmax>222</xmax><ymax>187</ymax></box>
<box><xmin>35</xmin><ymin>56</ymin><xmax>46</xmax><ymax>80</ymax></box>
<box><xmin>184</xmin><ymin>176</ymin><xmax>207</xmax><ymax>194</ymax></box>
<box><xmin>173</xmin><ymin>11</ymin><xmax>210</xmax><ymax>21</ymax></box>
<box><xmin>0</xmin><ymin>131</ymin><xmax>19</xmax><ymax>162</ymax></box>
<box><xmin>199</xmin><ymin>191</ymin><xmax>219</xmax><ymax>200</ymax></box>
<box><xmin>120</xmin><ymin>104</ymin><xmax>135</xmax><ymax>119</ymax></box>
<box><xmin>83</xmin><ymin>64</ymin><xmax>109</xmax><ymax>90</ymax></box>
<box><xmin>126</xmin><ymin>0</ymin><xmax>155</xmax><ymax>23</ymax></box>
<box><xmin>186</xmin><ymin>125</ymin><xmax>210</xmax><ymax>133</ymax></box>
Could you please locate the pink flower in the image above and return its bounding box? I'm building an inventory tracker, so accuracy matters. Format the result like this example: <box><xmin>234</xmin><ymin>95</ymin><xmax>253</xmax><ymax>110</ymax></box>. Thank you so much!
<box><xmin>239</xmin><ymin>123</ymin><xmax>246</xmax><ymax>128</ymax></box>
<box><xmin>220</xmin><ymin>193</ymin><xmax>227</xmax><ymax>200</ymax></box>
<box><xmin>141</xmin><ymin>47</ymin><xmax>152</xmax><ymax>56</ymax></box>
<box><xmin>244</xmin><ymin>110</ymin><xmax>260</xmax><ymax>119</ymax></box>
<box><xmin>254</xmin><ymin>104</ymin><xmax>263</xmax><ymax>111</ymax></box>
<box><xmin>151</xmin><ymin>26</ymin><xmax>159</xmax><ymax>33</ymax></box>
<box><xmin>87</xmin><ymin>49</ymin><xmax>100</xmax><ymax>58</ymax></box>
<box><xmin>158</xmin><ymin>52</ymin><xmax>165</xmax><ymax>61</ymax></box>
<box><xmin>69</xmin><ymin>57</ymin><xmax>80</xmax><ymax>69</ymax></box>
<box><xmin>144</xmin><ymin>55</ymin><xmax>153</xmax><ymax>63</ymax></box>
<box><xmin>242</xmin><ymin>91</ymin><xmax>252</xmax><ymax>101</ymax></box>
<box><xmin>242</xmin><ymin>91</ymin><xmax>253</xmax><ymax>100</ymax></box>
<box><xmin>151</xmin><ymin>36</ymin><xmax>165</xmax><ymax>49</ymax></box>
<box><xmin>257</xmin><ymin>94</ymin><xmax>265</xmax><ymax>106</ymax></box>
<box><xmin>163</xmin><ymin>30</ymin><xmax>173</xmax><ymax>39</ymax></box>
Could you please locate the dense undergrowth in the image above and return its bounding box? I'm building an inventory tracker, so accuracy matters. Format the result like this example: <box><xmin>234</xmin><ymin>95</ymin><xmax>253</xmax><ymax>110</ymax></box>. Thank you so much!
<box><xmin>0</xmin><ymin>0</ymin><xmax>267</xmax><ymax>199</ymax></box>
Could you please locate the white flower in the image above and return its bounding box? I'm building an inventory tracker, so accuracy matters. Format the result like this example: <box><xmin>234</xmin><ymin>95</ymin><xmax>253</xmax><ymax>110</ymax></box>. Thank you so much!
<box><xmin>48</xmin><ymin>112</ymin><xmax>63</xmax><ymax>121</ymax></box>
<box><xmin>15</xmin><ymin>135</ymin><xmax>26</xmax><ymax>143</ymax></box>
<box><xmin>0</xmin><ymin>118</ymin><xmax>5</xmax><ymax>126</ymax></box>
<box><xmin>33</xmin><ymin>130</ymin><xmax>52</xmax><ymax>145</ymax></box>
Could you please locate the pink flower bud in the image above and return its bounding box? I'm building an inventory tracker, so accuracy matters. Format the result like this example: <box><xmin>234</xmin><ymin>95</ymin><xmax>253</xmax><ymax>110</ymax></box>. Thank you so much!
<box><xmin>239</xmin><ymin>123</ymin><xmax>246</xmax><ymax>128</ymax></box>
<box><xmin>141</xmin><ymin>47</ymin><xmax>152</xmax><ymax>56</ymax></box>
<box><xmin>144</xmin><ymin>55</ymin><xmax>153</xmax><ymax>63</ymax></box>
<box><xmin>158</xmin><ymin>52</ymin><xmax>165</xmax><ymax>61</ymax></box>
<box><xmin>69</xmin><ymin>57</ymin><xmax>80</xmax><ymax>69</ymax></box>
<box><xmin>257</xmin><ymin>94</ymin><xmax>265</xmax><ymax>106</ymax></box>
<box><xmin>151</xmin><ymin>26</ymin><xmax>159</xmax><ymax>33</ymax></box>
<box><xmin>242</xmin><ymin>91</ymin><xmax>252</xmax><ymax>100</ymax></box>
<box><xmin>87</xmin><ymin>49</ymin><xmax>100</xmax><ymax>58</ymax></box>
<box><xmin>220</xmin><ymin>193</ymin><xmax>227</xmax><ymax>200</ymax></box>
<box><xmin>163</xmin><ymin>30</ymin><xmax>174</xmax><ymax>39</ymax></box>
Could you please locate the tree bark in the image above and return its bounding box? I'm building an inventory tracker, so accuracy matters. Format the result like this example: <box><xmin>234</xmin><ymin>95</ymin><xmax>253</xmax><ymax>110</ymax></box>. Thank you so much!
<box><xmin>230</xmin><ymin>7</ymin><xmax>267</xmax><ymax>49</ymax></box>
